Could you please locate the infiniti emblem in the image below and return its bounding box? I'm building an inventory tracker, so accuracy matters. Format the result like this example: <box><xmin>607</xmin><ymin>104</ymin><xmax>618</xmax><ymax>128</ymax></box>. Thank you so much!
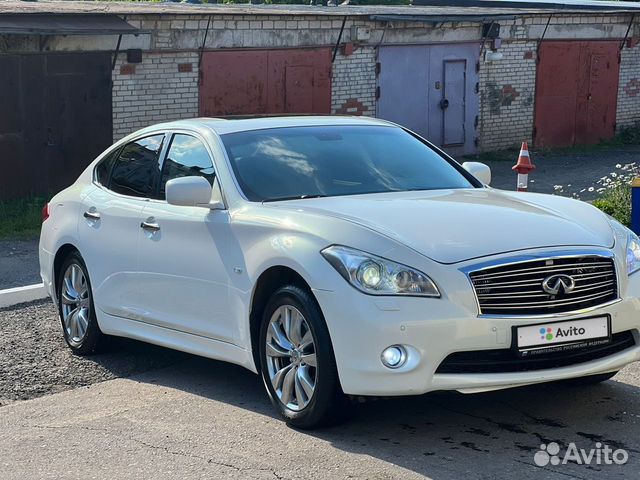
<box><xmin>542</xmin><ymin>274</ymin><xmax>576</xmax><ymax>296</ymax></box>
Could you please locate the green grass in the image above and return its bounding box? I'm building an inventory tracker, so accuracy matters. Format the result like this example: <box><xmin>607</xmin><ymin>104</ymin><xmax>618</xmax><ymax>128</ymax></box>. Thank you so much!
<box><xmin>0</xmin><ymin>195</ymin><xmax>47</xmax><ymax>239</ymax></box>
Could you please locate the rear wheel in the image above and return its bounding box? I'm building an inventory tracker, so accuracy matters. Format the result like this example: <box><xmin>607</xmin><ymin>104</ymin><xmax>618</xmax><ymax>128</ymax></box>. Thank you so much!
<box><xmin>56</xmin><ymin>251</ymin><xmax>105</xmax><ymax>355</ymax></box>
<box><xmin>259</xmin><ymin>285</ymin><xmax>351</xmax><ymax>429</ymax></box>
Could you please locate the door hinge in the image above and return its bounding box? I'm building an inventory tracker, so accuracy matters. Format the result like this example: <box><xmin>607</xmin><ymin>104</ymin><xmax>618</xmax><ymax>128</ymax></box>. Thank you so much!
<box><xmin>618</xmin><ymin>52</ymin><xmax>622</xmax><ymax>64</ymax></box>
<box><xmin>375</xmin><ymin>62</ymin><xmax>381</xmax><ymax>76</ymax></box>
<box><xmin>474</xmin><ymin>115</ymin><xmax>479</xmax><ymax>128</ymax></box>
<box><xmin>375</xmin><ymin>86</ymin><xmax>380</xmax><ymax>100</ymax></box>
<box><xmin>475</xmin><ymin>82</ymin><xmax>479</xmax><ymax>94</ymax></box>
<box><xmin>532</xmin><ymin>126</ymin><xmax>537</xmax><ymax>140</ymax></box>
<box><xmin>475</xmin><ymin>61</ymin><xmax>480</xmax><ymax>73</ymax></box>
<box><xmin>613</xmin><ymin>122</ymin><xmax>617</xmax><ymax>132</ymax></box>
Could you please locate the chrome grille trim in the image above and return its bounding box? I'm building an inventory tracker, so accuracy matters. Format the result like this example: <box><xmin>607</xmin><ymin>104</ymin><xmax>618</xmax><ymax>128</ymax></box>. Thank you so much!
<box><xmin>465</xmin><ymin>252</ymin><xmax>619</xmax><ymax>317</ymax></box>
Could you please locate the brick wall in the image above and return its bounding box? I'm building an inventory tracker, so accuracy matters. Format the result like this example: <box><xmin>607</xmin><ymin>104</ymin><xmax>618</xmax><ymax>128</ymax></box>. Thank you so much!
<box><xmin>478</xmin><ymin>40</ymin><xmax>538</xmax><ymax>151</ymax></box>
<box><xmin>112</xmin><ymin>51</ymin><xmax>199</xmax><ymax>142</ymax></box>
<box><xmin>331</xmin><ymin>46</ymin><xmax>376</xmax><ymax>117</ymax></box>
<box><xmin>617</xmin><ymin>41</ymin><xmax>640</xmax><ymax>131</ymax></box>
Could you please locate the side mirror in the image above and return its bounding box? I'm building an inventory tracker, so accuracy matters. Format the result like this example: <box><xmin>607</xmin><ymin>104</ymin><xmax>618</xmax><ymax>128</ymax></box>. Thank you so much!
<box><xmin>166</xmin><ymin>176</ymin><xmax>219</xmax><ymax>208</ymax></box>
<box><xmin>462</xmin><ymin>161</ymin><xmax>491</xmax><ymax>186</ymax></box>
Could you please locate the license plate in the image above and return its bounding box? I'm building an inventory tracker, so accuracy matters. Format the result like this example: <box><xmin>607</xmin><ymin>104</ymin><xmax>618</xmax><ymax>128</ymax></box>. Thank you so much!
<box><xmin>515</xmin><ymin>316</ymin><xmax>611</xmax><ymax>354</ymax></box>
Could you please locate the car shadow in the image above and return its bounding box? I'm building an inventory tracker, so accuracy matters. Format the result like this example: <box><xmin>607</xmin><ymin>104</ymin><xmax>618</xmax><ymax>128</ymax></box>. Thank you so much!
<box><xmin>124</xmin><ymin>351</ymin><xmax>640</xmax><ymax>480</ymax></box>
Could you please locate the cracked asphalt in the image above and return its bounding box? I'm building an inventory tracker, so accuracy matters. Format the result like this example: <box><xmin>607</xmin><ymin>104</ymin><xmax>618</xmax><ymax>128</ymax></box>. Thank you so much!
<box><xmin>1</xmin><ymin>303</ymin><xmax>640</xmax><ymax>479</ymax></box>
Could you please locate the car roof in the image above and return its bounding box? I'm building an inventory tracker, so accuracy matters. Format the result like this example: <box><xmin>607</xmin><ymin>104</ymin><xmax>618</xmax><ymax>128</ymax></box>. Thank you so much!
<box><xmin>144</xmin><ymin>115</ymin><xmax>396</xmax><ymax>136</ymax></box>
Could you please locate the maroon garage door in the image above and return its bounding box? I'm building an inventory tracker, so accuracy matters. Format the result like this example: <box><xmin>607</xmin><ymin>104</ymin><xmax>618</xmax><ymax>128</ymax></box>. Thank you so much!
<box><xmin>534</xmin><ymin>41</ymin><xmax>620</xmax><ymax>148</ymax></box>
<box><xmin>0</xmin><ymin>53</ymin><xmax>112</xmax><ymax>199</ymax></box>
<box><xmin>199</xmin><ymin>48</ymin><xmax>332</xmax><ymax>116</ymax></box>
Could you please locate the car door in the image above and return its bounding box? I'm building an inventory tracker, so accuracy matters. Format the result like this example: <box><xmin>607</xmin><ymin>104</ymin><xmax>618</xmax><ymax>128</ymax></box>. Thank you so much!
<box><xmin>78</xmin><ymin>134</ymin><xmax>166</xmax><ymax>320</ymax></box>
<box><xmin>136</xmin><ymin>132</ymin><xmax>236</xmax><ymax>344</ymax></box>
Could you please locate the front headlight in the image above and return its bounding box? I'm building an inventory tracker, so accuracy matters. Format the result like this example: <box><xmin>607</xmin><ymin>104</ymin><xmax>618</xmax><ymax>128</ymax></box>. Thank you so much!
<box><xmin>626</xmin><ymin>232</ymin><xmax>640</xmax><ymax>275</ymax></box>
<box><xmin>321</xmin><ymin>245</ymin><xmax>440</xmax><ymax>297</ymax></box>
<box><xmin>608</xmin><ymin>217</ymin><xmax>640</xmax><ymax>275</ymax></box>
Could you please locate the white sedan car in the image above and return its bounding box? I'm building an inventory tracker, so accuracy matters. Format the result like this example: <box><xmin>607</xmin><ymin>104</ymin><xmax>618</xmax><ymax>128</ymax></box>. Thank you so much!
<box><xmin>40</xmin><ymin>116</ymin><xmax>640</xmax><ymax>428</ymax></box>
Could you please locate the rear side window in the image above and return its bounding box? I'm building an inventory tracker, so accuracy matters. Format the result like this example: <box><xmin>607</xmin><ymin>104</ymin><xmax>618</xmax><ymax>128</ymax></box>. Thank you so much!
<box><xmin>94</xmin><ymin>148</ymin><xmax>120</xmax><ymax>186</ymax></box>
<box><xmin>159</xmin><ymin>134</ymin><xmax>215</xmax><ymax>199</ymax></box>
<box><xmin>109</xmin><ymin>135</ymin><xmax>164</xmax><ymax>198</ymax></box>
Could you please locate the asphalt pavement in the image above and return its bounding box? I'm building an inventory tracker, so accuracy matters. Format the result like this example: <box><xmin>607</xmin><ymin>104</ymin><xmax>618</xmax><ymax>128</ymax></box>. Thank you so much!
<box><xmin>1</xmin><ymin>302</ymin><xmax>639</xmax><ymax>479</ymax></box>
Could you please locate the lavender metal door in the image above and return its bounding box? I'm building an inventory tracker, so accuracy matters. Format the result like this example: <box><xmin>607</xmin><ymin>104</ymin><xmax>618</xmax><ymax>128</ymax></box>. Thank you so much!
<box><xmin>442</xmin><ymin>59</ymin><xmax>466</xmax><ymax>146</ymax></box>
<box><xmin>376</xmin><ymin>46</ymin><xmax>429</xmax><ymax>137</ymax></box>
<box><xmin>377</xmin><ymin>44</ymin><xmax>479</xmax><ymax>155</ymax></box>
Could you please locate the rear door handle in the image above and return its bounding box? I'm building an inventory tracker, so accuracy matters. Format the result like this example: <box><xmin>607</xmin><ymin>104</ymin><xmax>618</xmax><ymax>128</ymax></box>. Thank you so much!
<box><xmin>140</xmin><ymin>221</ymin><xmax>160</xmax><ymax>232</ymax></box>
<box><xmin>83</xmin><ymin>210</ymin><xmax>100</xmax><ymax>221</ymax></box>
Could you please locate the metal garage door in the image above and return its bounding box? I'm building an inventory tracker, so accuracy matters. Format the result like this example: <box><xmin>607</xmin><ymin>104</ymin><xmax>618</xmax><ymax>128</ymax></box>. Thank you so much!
<box><xmin>377</xmin><ymin>44</ymin><xmax>480</xmax><ymax>156</ymax></box>
<box><xmin>534</xmin><ymin>41</ymin><xmax>620</xmax><ymax>148</ymax></box>
<box><xmin>0</xmin><ymin>53</ymin><xmax>112</xmax><ymax>198</ymax></box>
<box><xmin>199</xmin><ymin>48</ymin><xmax>332</xmax><ymax>116</ymax></box>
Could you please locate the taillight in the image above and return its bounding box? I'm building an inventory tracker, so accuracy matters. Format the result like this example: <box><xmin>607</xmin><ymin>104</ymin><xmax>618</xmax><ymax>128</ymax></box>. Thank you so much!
<box><xmin>42</xmin><ymin>203</ymin><xmax>50</xmax><ymax>222</ymax></box>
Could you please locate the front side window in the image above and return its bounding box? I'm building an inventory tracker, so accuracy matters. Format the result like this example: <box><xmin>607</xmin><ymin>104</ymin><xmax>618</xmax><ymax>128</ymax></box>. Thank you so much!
<box><xmin>221</xmin><ymin>125</ymin><xmax>476</xmax><ymax>202</ymax></box>
<box><xmin>159</xmin><ymin>134</ymin><xmax>215</xmax><ymax>199</ymax></box>
<box><xmin>109</xmin><ymin>135</ymin><xmax>164</xmax><ymax>198</ymax></box>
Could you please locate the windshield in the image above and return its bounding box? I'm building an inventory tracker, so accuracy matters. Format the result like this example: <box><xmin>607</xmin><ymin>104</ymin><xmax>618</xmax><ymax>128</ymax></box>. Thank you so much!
<box><xmin>221</xmin><ymin>125</ymin><xmax>476</xmax><ymax>202</ymax></box>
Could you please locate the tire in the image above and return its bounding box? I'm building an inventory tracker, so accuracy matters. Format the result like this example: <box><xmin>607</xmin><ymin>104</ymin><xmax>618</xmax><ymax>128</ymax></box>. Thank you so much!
<box><xmin>559</xmin><ymin>371</ymin><xmax>619</xmax><ymax>386</ymax></box>
<box><xmin>259</xmin><ymin>285</ymin><xmax>352</xmax><ymax>429</ymax></box>
<box><xmin>56</xmin><ymin>251</ymin><xmax>106</xmax><ymax>355</ymax></box>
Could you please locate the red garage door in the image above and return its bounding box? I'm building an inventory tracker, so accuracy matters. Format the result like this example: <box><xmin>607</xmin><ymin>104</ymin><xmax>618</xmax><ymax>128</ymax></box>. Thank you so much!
<box><xmin>199</xmin><ymin>48</ymin><xmax>332</xmax><ymax>116</ymax></box>
<box><xmin>534</xmin><ymin>41</ymin><xmax>620</xmax><ymax>148</ymax></box>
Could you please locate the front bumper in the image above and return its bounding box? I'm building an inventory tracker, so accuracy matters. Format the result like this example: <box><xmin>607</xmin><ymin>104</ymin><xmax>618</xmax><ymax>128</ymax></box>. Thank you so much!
<box><xmin>313</xmin><ymin>260</ymin><xmax>640</xmax><ymax>397</ymax></box>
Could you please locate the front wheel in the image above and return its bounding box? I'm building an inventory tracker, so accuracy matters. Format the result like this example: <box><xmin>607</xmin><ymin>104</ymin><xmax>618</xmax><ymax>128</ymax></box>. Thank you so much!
<box><xmin>259</xmin><ymin>285</ymin><xmax>351</xmax><ymax>429</ymax></box>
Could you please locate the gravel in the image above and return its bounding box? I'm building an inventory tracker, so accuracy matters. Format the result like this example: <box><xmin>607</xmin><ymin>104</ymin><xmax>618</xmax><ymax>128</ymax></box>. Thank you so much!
<box><xmin>0</xmin><ymin>300</ymin><xmax>187</xmax><ymax>406</ymax></box>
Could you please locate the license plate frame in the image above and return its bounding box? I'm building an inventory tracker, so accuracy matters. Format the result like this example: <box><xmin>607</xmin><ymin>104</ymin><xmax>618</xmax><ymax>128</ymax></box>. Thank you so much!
<box><xmin>511</xmin><ymin>315</ymin><xmax>612</xmax><ymax>357</ymax></box>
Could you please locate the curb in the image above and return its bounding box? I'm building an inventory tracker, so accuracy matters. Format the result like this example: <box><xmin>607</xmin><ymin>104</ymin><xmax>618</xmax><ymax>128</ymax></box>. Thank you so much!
<box><xmin>0</xmin><ymin>283</ymin><xmax>48</xmax><ymax>309</ymax></box>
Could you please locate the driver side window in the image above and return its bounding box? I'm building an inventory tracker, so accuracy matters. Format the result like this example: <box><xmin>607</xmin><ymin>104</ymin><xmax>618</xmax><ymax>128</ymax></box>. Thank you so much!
<box><xmin>159</xmin><ymin>134</ymin><xmax>215</xmax><ymax>200</ymax></box>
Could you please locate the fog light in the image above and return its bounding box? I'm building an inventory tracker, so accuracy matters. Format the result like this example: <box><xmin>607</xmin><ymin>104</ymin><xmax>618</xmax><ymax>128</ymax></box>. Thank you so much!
<box><xmin>381</xmin><ymin>345</ymin><xmax>407</xmax><ymax>369</ymax></box>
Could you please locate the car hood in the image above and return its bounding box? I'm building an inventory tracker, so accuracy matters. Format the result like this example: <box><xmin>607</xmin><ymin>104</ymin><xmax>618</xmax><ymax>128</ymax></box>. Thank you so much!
<box><xmin>268</xmin><ymin>188</ymin><xmax>614</xmax><ymax>264</ymax></box>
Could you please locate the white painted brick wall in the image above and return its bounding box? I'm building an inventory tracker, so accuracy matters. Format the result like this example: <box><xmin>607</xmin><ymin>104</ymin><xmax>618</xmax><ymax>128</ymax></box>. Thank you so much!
<box><xmin>617</xmin><ymin>41</ymin><xmax>640</xmax><ymax>130</ymax></box>
<box><xmin>478</xmin><ymin>40</ymin><xmax>538</xmax><ymax>152</ymax></box>
<box><xmin>331</xmin><ymin>47</ymin><xmax>376</xmax><ymax>117</ymax></box>
<box><xmin>112</xmin><ymin>52</ymin><xmax>199</xmax><ymax>142</ymax></box>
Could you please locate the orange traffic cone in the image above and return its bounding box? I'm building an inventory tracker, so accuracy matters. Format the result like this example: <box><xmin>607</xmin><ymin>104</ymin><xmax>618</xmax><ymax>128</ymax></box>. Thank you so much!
<box><xmin>512</xmin><ymin>142</ymin><xmax>536</xmax><ymax>192</ymax></box>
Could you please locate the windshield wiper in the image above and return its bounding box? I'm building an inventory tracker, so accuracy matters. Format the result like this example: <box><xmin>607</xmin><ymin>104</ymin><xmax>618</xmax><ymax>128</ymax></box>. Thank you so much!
<box><xmin>262</xmin><ymin>194</ymin><xmax>328</xmax><ymax>203</ymax></box>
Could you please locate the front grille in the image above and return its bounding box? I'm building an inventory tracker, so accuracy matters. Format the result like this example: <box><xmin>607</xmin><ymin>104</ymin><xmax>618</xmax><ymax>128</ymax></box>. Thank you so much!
<box><xmin>435</xmin><ymin>330</ymin><xmax>636</xmax><ymax>374</ymax></box>
<box><xmin>469</xmin><ymin>255</ymin><xmax>618</xmax><ymax>316</ymax></box>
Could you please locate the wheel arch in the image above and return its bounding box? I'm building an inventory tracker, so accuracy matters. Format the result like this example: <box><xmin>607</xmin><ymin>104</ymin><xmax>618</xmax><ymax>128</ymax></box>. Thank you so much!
<box><xmin>52</xmin><ymin>243</ymin><xmax>81</xmax><ymax>301</ymax></box>
<box><xmin>249</xmin><ymin>265</ymin><xmax>317</xmax><ymax>370</ymax></box>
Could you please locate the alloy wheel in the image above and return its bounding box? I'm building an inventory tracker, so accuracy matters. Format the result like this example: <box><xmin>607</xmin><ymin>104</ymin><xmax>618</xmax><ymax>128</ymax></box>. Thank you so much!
<box><xmin>60</xmin><ymin>263</ymin><xmax>91</xmax><ymax>346</ymax></box>
<box><xmin>265</xmin><ymin>305</ymin><xmax>317</xmax><ymax>411</ymax></box>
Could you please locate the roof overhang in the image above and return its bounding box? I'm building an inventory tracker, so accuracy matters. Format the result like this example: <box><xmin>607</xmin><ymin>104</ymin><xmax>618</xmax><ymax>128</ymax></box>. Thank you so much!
<box><xmin>370</xmin><ymin>14</ymin><xmax>517</xmax><ymax>23</ymax></box>
<box><xmin>0</xmin><ymin>14</ymin><xmax>140</xmax><ymax>35</ymax></box>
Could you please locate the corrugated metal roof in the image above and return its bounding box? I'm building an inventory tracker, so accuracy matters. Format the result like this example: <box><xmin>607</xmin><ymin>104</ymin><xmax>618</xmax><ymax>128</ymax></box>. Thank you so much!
<box><xmin>0</xmin><ymin>14</ymin><xmax>141</xmax><ymax>35</ymax></box>
<box><xmin>0</xmin><ymin>0</ymin><xmax>638</xmax><ymax>17</ymax></box>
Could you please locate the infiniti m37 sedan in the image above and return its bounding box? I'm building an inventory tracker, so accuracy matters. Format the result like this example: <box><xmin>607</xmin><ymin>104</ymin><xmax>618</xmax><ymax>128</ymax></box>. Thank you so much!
<box><xmin>40</xmin><ymin>117</ymin><xmax>640</xmax><ymax>428</ymax></box>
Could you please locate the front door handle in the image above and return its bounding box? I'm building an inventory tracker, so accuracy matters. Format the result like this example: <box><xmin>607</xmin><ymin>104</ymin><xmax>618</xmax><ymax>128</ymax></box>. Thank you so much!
<box><xmin>140</xmin><ymin>220</ymin><xmax>160</xmax><ymax>232</ymax></box>
<box><xmin>83</xmin><ymin>210</ymin><xmax>101</xmax><ymax>221</ymax></box>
